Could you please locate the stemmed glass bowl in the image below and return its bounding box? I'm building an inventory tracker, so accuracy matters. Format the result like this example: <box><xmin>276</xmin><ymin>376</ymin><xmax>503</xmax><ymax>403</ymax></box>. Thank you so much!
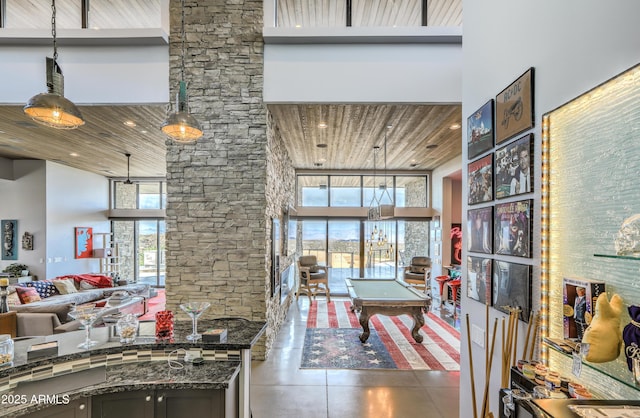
<box><xmin>68</xmin><ymin>304</ymin><xmax>102</xmax><ymax>349</ymax></box>
<box><xmin>179</xmin><ymin>302</ymin><xmax>211</xmax><ymax>341</ymax></box>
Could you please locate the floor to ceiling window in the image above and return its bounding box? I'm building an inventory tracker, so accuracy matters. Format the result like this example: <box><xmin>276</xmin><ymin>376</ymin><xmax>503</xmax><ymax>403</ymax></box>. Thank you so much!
<box><xmin>110</xmin><ymin>180</ymin><xmax>166</xmax><ymax>287</ymax></box>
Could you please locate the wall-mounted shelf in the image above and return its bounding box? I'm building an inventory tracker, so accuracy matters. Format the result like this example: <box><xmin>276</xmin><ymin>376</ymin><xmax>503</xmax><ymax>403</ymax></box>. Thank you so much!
<box><xmin>594</xmin><ymin>254</ymin><xmax>640</xmax><ymax>261</ymax></box>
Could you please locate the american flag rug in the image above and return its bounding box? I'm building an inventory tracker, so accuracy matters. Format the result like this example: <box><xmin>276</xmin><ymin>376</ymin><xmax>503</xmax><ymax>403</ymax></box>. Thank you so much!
<box><xmin>303</xmin><ymin>299</ymin><xmax>460</xmax><ymax>371</ymax></box>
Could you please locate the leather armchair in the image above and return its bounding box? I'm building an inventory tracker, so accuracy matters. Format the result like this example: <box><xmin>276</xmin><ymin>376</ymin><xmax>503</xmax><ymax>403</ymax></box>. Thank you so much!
<box><xmin>297</xmin><ymin>255</ymin><xmax>331</xmax><ymax>302</ymax></box>
<box><xmin>403</xmin><ymin>256</ymin><xmax>432</xmax><ymax>294</ymax></box>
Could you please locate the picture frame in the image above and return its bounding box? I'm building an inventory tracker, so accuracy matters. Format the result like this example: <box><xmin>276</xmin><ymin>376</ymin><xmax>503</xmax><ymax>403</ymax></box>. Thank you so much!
<box><xmin>495</xmin><ymin>67</ymin><xmax>535</xmax><ymax>144</ymax></box>
<box><xmin>74</xmin><ymin>227</ymin><xmax>93</xmax><ymax>259</ymax></box>
<box><xmin>562</xmin><ymin>277</ymin><xmax>606</xmax><ymax>342</ymax></box>
<box><xmin>468</xmin><ymin>154</ymin><xmax>493</xmax><ymax>205</ymax></box>
<box><xmin>467</xmin><ymin>99</ymin><xmax>494</xmax><ymax>159</ymax></box>
<box><xmin>271</xmin><ymin>218</ymin><xmax>281</xmax><ymax>298</ymax></box>
<box><xmin>494</xmin><ymin>200</ymin><xmax>532</xmax><ymax>258</ymax></box>
<box><xmin>467</xmin><ymin>206</ymin><xmax>493</xmax><ymax>254</ymax></box>
<box><xmin>494</xmin><ymin>134</ymin><xmax>534</xmax><ymax>199</ymax></box>
<box><xmin>1</xmin><ymin>219</ymin><xmax>18</xmax><ymax>261</ymax></box>
<box><xmin>493</xmin><ymin>260</ymin><xmax>532</xmax><ymax>322</ymax></box>
<box><xmin>467</xmin><ymin>256</ymin><xmax>492</xmax><ymax>305</ymax></box>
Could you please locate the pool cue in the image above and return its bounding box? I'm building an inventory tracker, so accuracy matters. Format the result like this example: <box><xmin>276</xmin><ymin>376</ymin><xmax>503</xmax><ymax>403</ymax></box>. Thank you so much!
<box><xmin>522</xmin><ymin>311</ymin><xmax>534</xmax><ymax>359</ymax></box>
<box><xmin>466</xmin><ymin>314</ymin><xmax>479</xmax><ymax>418</ymax></box>
<box><xmin>511</xmin><ymin>309</ymin><xmax>520</xmax><ymax>368</ymax></box>
<box><xmin>481</xmin><ymin>317</ymin><xmax>498</xmax><ymax>418</ymax></box>
<box><xmin>485</xmin><ymin>304</ymin><xmax>489</xmax><ymax>369</ymax></box>
<box><xmin>528</xmin><ymin>312</ymin><xmax>540</xmax><ymax>360</ymax></box>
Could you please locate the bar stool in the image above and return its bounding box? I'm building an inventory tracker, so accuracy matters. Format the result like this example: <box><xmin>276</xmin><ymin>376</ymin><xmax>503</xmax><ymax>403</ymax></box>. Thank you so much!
<box><xmin>446</xmin><ymin>278</ymin><xmax>462</xmax><ymax>312</ymax></box>
<box><xmin>435</xmin><ymin>275</ymin><xmax>451</xmax><ymax>304</ymax></box>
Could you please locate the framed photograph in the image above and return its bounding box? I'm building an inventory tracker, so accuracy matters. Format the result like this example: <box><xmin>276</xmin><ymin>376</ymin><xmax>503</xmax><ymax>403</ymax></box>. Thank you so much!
<box><xmin>494</xmin><ymin>200</ymin><xmax>532</xmax><ymax>258</ymax></box>
<box><xmin>562</xmin><ymin>277</ymin><xmax>606</xmax><ymax>342</ymax></box>
<box><xmin>467</xmin><ymin>207</ymin><xmax>493</xmax><ymax>254</ymax></box>
<box><xmin>493</xmin><ymin>260</ymin><xmax>532</xmax><ymax>322</ymax></box>
<box><xmin>467</xmin><ymin>99</ymin><xmax>494</xmax><ymax>159</ymax></box>
<box><xmin>271</xmin><ymin>218</ymin><xmax>281</xmax><ymax>298</ymax></box>
<box><xmin>468</xmin><ymin>154</ymin><xmax>493</xmax><ymax>205</ymax></box>
<box><xmin>467</xmin><ymin>256</ymin><xmax>492</xmax><ymax>305</ymax></box>
<box><xmin>495</xmin><ymin>67</ymin><xmax>535</xmax><ymax>144</ymax></box>
<box><xmin>2</xmin><ymin>220</ymin><xmax>18</xmax><ymax>261</ymax></box>
<box><xmin>74</xmin><ymin>227</ymin><xmax>93</xmax><ymax>259</ymax></box>
<box><xmin>494</xmin><ymin>134</ymin><xmax>534</xmax><ymax>199</ymax></box>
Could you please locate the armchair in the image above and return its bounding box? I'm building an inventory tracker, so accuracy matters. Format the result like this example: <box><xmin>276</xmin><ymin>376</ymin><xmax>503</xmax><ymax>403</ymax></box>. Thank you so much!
<box><xmin>297</xmin><ymin>255</ymin><xmax>331</xmax><ymax>302</ymax></box>
<box><xmin>403</xmin><ymin>256</ymin><xmax>432</xmax><ymax>294</ymax></box>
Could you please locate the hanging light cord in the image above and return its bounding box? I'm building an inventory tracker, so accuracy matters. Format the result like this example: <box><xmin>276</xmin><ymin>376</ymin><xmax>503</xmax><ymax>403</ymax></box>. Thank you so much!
<box><xmin>51</xmin><ymin>0</ymin><xmax>57</xmax><ymax>62</ymax></box>
<box><xmin>180</xmin><ymin>0</ymin><xmax>186</xmax><ymax>82</ymax></box>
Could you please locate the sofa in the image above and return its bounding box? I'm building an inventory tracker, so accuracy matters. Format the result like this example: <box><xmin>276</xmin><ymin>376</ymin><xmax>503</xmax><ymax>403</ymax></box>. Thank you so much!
<box><xmin>6</xmin><ymin>274</ymin><xmax>150</xmax><ymax>337</ymax></box>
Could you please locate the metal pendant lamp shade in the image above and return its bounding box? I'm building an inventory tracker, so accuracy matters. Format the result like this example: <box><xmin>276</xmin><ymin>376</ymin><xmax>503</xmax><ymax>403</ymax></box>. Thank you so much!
<box><xmin>161</xmin><ymin>81</ymin><xmax>203</xmax><ymax>143</ymax></box>
<box><xmin>162</xmin><ymin>0</ymin><xmax>203</xmax><ymax>143</ymax></box>
<box><xmin>23</xmin><ymin>1</ymin><xmax>84</xmax><ymax>130</ymax></box>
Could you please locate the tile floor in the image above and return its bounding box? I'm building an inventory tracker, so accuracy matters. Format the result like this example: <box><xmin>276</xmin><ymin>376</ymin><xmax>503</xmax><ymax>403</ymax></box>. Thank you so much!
<box><xmin>250</xmin><ymin>297</ymin><xmax>461</xmax><ymax>418</ymax></box>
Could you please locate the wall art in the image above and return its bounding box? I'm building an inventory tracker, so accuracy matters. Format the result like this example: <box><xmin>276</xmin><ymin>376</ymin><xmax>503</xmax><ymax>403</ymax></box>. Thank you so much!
<box><xmin>494</xmin><ymin>133</ymin><xmax>534</xmax><ymax>199</ymax></box>
<box><xmin>74</xmin><ymin>227</ymin><xmax>93</xmax><ymax>259</ymax></box>
<box><xmin>2</xmin><ymin>220</ymin><xmax>18</xmax><ymax>261</ymax></box>
<box><xmin>493</xmin><ymin>260</ymin><xmax>532</xmax><ymax>322</ymax></box>
<box><xmin>467</xmin><ymin>99</ymin><xmax>494</xmax><ymax>159</ymax></box>
<box><xmin>467</xmin><ymin>256</ymin><xmax>492</xmax><ymax>305</ymax></box>
<box><xmin>467</xmin><ymin>206</ymin><xmax>493</xmax><ymax>254</ymax></box>
<box><xmin>495</xmin><ymin>67</ymin><xmax>534</xmax><ymax>144</ymax></box>
<box><xmin>494</xmin><ymin>200</ymin><xmax>532</xmax><ymax>258</ymax></box>
<box><xmin>468</xmin><ymin>154</ymin><xmax>493</xmax><ymax>205</ymax></box>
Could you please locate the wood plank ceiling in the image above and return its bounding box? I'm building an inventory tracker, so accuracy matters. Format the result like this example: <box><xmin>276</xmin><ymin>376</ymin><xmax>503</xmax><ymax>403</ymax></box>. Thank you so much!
<box><xmin>0</xmin><ymin>0</ymin><xmax>463</xmax><ymax>179</ymax></box>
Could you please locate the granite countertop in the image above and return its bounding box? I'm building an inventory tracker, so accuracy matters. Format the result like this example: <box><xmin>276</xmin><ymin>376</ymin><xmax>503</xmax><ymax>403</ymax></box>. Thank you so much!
<box><xmin>2</xmin><ymin>360</ymin><xmax>241</xmax><ymax>417</ymax></box>
<box><xmin>2</xmin><ymin>318</ymin><xmax>266</xmax><ymax>377</ymax></box>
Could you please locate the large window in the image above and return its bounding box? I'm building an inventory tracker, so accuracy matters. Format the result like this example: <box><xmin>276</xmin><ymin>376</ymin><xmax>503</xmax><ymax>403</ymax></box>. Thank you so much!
<box><xmin>110</xmin><ymin>180</ymin><xmax>166</xmax><ymax>287</ymax></box>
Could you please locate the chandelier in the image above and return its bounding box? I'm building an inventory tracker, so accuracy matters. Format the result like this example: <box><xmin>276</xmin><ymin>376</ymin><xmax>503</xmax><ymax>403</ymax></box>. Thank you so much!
<box><xmin>24</xmin><ymin>0</ymin><xmax>84</xmax><ymax>129</ymax></box>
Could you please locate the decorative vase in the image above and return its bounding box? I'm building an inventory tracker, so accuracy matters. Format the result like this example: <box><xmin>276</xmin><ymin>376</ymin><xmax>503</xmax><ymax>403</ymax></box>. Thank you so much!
<box><xmin>116</xmin><ymin>313</ymin><xmax>139</xmax><ymax>344</ymax></box>
<box><xmin>155</xmin><ymin>310</ymin><xmax>174</xmax><ymax>340</ymax></box>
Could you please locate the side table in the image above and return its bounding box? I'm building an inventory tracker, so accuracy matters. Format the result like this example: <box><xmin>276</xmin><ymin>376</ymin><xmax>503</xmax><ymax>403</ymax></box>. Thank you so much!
<box><xmin>0</xmin><ymin>311</ymin><xmax>17</xmax><ymax>338</ymax></box>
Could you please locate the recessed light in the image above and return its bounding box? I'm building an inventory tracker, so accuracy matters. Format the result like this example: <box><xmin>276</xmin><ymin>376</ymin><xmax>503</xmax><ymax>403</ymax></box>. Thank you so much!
<box><xmin>295</xmin><ymin>24</ymin><xmax>302</xmax><ymax>28</ymax></box>
<box><xmin>318</xmin><ymin>158</ymin><xmax>326</xmax><ymax>164</ymax></box>
<box><xmin>316</xmin><ymin>143</ymin><xmax>327</xmax><ymax>148</ymax></box>
<box><xmin>449</xmin><ymin>123</ymin><xmax>461</xmax><ymax>130</ymax></box>
<box><xmin>124</xmin><ymin>121</ymin><xmax>137</xmax><ymax>127</ymax></box>
<box><xmin>426</xmin><ymin>144</ymin><xmax>438</xmax><ymax>149</ymax></box>
<box><xmin>69</xmin><ymin>152</ymin><xmax>79</xmax><ymax>157</ymax></box>
<box><xmin>140</xmin><ymin>130</ymin><xmax>148</xmax><ymax>134</ymax></box>
<box><xmin>318</xmin><ymin>122</ymin><xmax>328</xmax><ymax>129</ymax></box>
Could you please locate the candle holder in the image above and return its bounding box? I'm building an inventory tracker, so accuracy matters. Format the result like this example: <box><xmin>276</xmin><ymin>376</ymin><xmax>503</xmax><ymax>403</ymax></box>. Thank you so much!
<box><xmin>155</xmin><ymin>310</ymin><xmax>174</xmax><ymax>340</ymax></box>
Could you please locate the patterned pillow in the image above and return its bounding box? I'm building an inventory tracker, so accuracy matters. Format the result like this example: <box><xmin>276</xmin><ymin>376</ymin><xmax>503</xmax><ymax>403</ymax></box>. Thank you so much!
<box><xmin>15</xmin><ymin>286</ymin><xmax>42</xmax><ymax>304</ymax></box>
<box><xmin>24</xmin><ymin>280</ymin><xmax>60</xmax><ymax>299</ymax></box>
<box><xmin>7</xmin><ymin>291</ymin><xmax>21</xmax><ymax>306</ymax></box>
<box><xmin>53</xmin><ymin>279</ymin><xmax>78</xmax><ymax>295</ymax></box>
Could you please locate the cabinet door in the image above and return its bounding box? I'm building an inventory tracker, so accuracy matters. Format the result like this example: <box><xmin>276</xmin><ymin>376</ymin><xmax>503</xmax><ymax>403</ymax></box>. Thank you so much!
<box><xmin>25</xmin><ymin>398</ymin><xmax>90</xmax><ymax>418</ymax></box>
<box><xmin>91</xmin><ymin>390</ymin><xmax>154</xmax><ymax>418</ymax></box>
<box><xmin>154</xmin><ymin>389</ymin><xmax>225</xmax><ymax>418</ymax></box>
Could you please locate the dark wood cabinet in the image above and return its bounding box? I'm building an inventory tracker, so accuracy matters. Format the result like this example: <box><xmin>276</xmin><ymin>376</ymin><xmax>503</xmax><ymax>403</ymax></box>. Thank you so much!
<box><xmin>26</xmin><ymin>398</ymin><xmax>90</xmax><ymax>418</ymax></box>
<box><xmin>91</xmin><ymin>390</ymin><xmax>154</xmax><ymax>418</ymax></box>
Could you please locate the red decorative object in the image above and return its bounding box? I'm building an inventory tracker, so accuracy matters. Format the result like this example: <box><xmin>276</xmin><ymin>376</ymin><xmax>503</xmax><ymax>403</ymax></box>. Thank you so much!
<box><xmin>74</xmin><ymin>227</ymin><xmax>93</xmax><ymax>259</ymax></box>
<box><xmin>155</xmin><ymin>310</ymin><xmax>174</xmax><ymax>340</ymax></box>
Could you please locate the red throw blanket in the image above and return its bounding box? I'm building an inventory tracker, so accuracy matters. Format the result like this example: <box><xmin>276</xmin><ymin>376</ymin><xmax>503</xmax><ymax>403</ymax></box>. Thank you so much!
<box><xmin>58</xmin><ymin>274</ymin><xmax>114</xmax><ymax>289</ymax></box>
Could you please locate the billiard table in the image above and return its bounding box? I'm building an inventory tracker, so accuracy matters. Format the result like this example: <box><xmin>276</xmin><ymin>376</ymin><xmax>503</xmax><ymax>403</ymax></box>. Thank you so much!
<box><xmin>345</xmin><ymin>278</ymin><xmax>432</xmax><ymax>343</ymax></box>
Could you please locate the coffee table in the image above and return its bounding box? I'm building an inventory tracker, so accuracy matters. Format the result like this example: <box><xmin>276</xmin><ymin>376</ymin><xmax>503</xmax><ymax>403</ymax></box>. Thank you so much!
<box><xmin>346</xmin><ymin>278</ymin><xmax>431</xmax><ymax>343</ymax></box>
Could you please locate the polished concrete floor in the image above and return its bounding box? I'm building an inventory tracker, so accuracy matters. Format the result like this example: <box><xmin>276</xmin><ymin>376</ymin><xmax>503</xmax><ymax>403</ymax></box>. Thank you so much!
<box><xmin>250</xmin><ymin>297</ymin><xmax>461</xmax><ymax>418</ymax></box>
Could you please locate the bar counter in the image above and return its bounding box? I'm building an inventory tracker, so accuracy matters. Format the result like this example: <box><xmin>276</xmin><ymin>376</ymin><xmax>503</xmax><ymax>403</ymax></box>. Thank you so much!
<box><xmin>0</xmin><ymin>319</ymin><xmax>266</xmax><ymax>418</ymax></box>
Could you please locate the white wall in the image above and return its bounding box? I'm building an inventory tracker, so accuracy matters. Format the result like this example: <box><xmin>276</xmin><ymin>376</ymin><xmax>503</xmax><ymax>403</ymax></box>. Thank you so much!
<box><xmin>460</xmin><ymin>1</ymin><xmax>640</xmax><ymax>417</ymax></box>
<box><xmin>45</xmin><ymin>162</ymin><xmax>110</xmax><ymax>279</ymax></box>
<box><xmin>431</xmin><ymin>156</ymin><xmax>462</xmax><ymax>277</ymax></box>
<box><xmin>0</xmin><ymin>160</ymin><xmax>47</xmax><ymax>278</ymax></box>
<box><xmin>264</xmin><ymin>43</ymin><xmax>461</xmax><ymax>103</ymax></box>
<box><xmin>0</xmin><ymin>44</ymin><xmax>168</xmax><ymax>104</ymax></box>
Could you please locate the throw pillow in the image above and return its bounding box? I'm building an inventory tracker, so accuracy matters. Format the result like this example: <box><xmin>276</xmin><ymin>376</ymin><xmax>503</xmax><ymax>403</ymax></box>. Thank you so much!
<box><xmin>15</xmin><ymin>286</ymin><xmax>41</xmax><ymax>304</ymax></box>
<box><xmin>7</xmin><ymin>291</ymin><xmax>21</xmax><ymax>306</ymax></box>
<box><xmin>53</xmin><ymin>279</ymin><xmax>78</xmax><ymax>295</ymax></box>
<box><xmin>25</xmin><ymin>280</ymin><xmax>60</xmax><ymax>299</ymax></box>
<box><xmin>79</xmin><ymin>280</ymin><xmax>98</xmax><ymax>290</ymax></box>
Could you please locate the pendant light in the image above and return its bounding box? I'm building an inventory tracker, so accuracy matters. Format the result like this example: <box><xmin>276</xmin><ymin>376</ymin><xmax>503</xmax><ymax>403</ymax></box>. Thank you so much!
<box><xmin>124</xmin><ymin>153</ymin><xmax>133</xmax><ymax>185</ymax></box>
<box><xmin>161</xmin><ymin>0</ymin><xmax>203</xmax><ymax>143</ymax></box>
<box><xmin>24</xmin><ymin>0</ymin><xmax>84</xmax><ymax>129</ymax></box>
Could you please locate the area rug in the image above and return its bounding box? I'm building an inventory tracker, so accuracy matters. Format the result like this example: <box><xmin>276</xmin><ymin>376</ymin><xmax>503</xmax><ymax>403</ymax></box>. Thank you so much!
<box><xmin>303</xmin><ymin>300</ymin><xmax>460</xmax><ymax>371</ymax></box>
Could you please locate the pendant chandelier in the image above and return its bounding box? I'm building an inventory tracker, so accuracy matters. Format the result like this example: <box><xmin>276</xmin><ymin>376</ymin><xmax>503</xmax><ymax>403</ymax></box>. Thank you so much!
<box><xmin>23</xmin><ymin>0</ymin><xmax>84</xmax><ymax>129</ymax></box>
<box><xmin>378</xmin><ymin>127</ymin><xmax>395</xmax><ymax>219</ymax></box>
<box><xmin>161</xmin><ymin>0</ymin><xmax>203</xmax><ymax>143</ymax></box>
